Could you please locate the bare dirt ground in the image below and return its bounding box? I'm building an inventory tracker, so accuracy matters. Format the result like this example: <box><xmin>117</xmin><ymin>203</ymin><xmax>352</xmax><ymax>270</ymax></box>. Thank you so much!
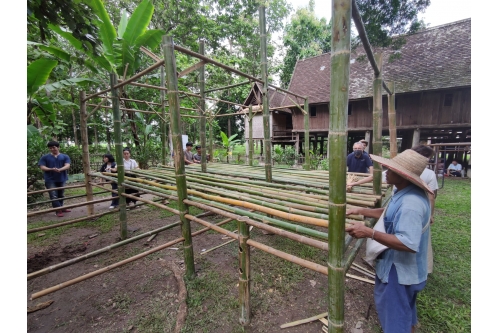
<box><xmin>27</xmin><ymin>190</ymin><xmax>381</xmax><ymax>333</ymax></box>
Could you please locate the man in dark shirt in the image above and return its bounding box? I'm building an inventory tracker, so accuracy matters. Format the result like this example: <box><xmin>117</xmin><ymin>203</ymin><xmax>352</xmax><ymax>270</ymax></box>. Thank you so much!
<box><xmin>347</xmin><ymin>142</ymin><xmax>373</xmax><ymax>173</ymax></box>
<box><xmin>184</xmin><ymin>142</ymin><xmax>195</xmax><ymax>165</ymax></box>
<box><xmin>38</xmin><ymin>141</ymin><xmax>71</xmax><ymax>217</ymax></box>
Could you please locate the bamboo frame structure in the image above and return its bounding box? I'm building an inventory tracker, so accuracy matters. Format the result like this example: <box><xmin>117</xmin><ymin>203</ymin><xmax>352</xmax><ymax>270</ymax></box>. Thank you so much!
<box><xmin>27</xmin><ymin>3</ymin><xmax>410</xmax><ymax>330</ymax></box>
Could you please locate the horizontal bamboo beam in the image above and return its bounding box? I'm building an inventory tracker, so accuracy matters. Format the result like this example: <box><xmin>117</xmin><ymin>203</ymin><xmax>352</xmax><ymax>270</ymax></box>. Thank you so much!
<box><xmin>27</xmin><ymin>199</ymin><xmax>160</xmax><ymax>234</ymax></box>
<box><xmin>173</xmin><ymin>44</ymin><xmax>307</xmax><ymax>100</ymax></box>
<box><xmin>30</xmin><ymin>216</ymin><xmax>234</xmax><ymax>300</ymax></box>
<box><xmin>113</xmin><ymin>60</ymin><xmax>164</xmax><ymax>90</ymax></box>
<box><xmin>204</xmin><ymin>80</ymin><xmax>252</xmax><ymax>93</ymax></box>
<box><xmin>27</xmin><ymin>191</ymin><xmax>108</xmax><ymax>207</ymax></box>
<box><xmin>178</xmin><ymin>60</ymin><xmax>206</xmax><ymax>78</ymax></box>
<box><xmin>28</xmin><ymin>183</ymin><xmax>88</xmax><ymax>195</ymax></box>
<box><xmin>27</xmin><ymin>196</ymin><xmax>114</xmax><ymax>217</ymax></box>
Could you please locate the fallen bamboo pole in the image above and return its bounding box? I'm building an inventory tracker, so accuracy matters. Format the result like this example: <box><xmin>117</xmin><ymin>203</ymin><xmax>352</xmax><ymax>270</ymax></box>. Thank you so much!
<box><xmin>27</xmin><ymin>183</ymin><xmax>98</xmax><ymax>195</ymax></box>
<box><xmin>28</xmin><ymin>211</ymin><xmax>216</xmax><ymax>280</ymax></box>
<box><xmin>30</xmin><ymin>216</ymin><xmax>234</xmax><ymax>300</ymax></box>
<box><xmin>280</xmin><ymin>312</ymin><xmax>328</xmax><ymax>328</ymax></box>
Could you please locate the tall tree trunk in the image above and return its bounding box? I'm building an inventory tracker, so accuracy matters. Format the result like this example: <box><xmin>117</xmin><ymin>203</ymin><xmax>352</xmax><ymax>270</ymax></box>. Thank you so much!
<box><xmin>70</xmin><ymin>86</ymin><xmax>79</xmax><ymax>147</ymax></box>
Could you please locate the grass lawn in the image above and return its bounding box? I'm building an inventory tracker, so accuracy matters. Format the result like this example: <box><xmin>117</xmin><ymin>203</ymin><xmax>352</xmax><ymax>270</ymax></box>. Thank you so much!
<box><xmin>418</xmin><ymin>178</ymin><xmax>471</xmax><ymax>332</ymax></box>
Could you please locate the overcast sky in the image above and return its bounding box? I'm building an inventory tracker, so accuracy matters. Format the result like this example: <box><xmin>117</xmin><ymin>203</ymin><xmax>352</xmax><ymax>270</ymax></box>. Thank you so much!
<box><xmin>287</xmin><ymin>0</ymin><xmax>471</xmax><ymax>28</ymax></box>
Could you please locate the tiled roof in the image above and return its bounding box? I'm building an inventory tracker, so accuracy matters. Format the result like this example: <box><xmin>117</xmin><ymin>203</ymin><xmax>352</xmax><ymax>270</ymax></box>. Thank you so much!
<box><xmin>286</xmin><ymin>19</ymin><xmax>471</xmax><ymax>103</ymax></box>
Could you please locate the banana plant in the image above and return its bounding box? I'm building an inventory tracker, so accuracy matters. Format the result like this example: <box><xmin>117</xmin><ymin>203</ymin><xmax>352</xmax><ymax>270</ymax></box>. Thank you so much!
<box><xmin>220</xmin><ymin>131</ymin><xmax>240</xmax><ymax>163</ymax></box>
<box><xmin>66</xmin><ymin>0</ymin><xmax>165</xmax><ymax>77</ymax></box>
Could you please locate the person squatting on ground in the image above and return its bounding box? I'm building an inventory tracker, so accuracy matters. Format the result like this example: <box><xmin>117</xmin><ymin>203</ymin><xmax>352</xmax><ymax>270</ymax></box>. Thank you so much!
<box><xmin>345</xmin><ymin>149</ymin><xmax>433</xmax><ymax>333</ymax></box>
<box><xmin>100</xmin><ymin>154</ymin><xmax>119</xmax><ymax>209</ymax></box>
<box><xmin>38</xmin><ymin>141</ymin><xmax>72</xmax><ymax>217</ymax></box>
<box><xmin>447</xmin><ymin>159</ymin><xmax>462</xmax><ymax>177</ymax></box>
<box><xmin>123</xmin><ymin>148</ymin><xmax>140</xmax><ymax>207</ymax></box>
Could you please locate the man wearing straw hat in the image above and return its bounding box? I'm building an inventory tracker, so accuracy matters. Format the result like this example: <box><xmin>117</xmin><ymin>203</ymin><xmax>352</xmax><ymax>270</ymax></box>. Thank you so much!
<box><xmin>345</xmin><ymin>149</ymin><xmax>433</xmax><ymax>333</ymax></box>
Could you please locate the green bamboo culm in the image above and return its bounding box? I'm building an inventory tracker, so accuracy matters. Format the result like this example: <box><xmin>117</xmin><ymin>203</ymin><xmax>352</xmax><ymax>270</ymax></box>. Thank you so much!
<box><xmin>259</xmin><ymin>5</ymin><xmax>272</xmax><ymax>182</ymax></box>
<box><xmin>161</xmin><ymin>66</ymin><xmax>168</xmax><ymax>165</ymax></box>
<box><xmin>372</xmin><ymin>53</ymin><xmax>383</xmax><ymax>200</ymax></box>
<box><xmin>238</xmin><ymin>209</ymin><xmax>251</xmax><ymax>325</ymax></box>
<box><xmin>209</xmin><ymin>121</ymin><xmax>214</xmax><ymax>162</ymax></box>
<box><xmin>387</xmin><ymin>81</ymin><xmax>397</xmax><ymax>158</ymax></box>
<box><xmin>304</xmin><ymin>97</ymin><xmax>310</xmax><ymax>170</ymax></box>
<box><xmin>199</xmin><ymin>40</ymin><xmax>207</xmax><ymax>172</ymax></box>
<box><xmin>162</xmin><ymin>35</ymin><xmax>195</xmax><ymax>279</ymax></box>
<box><xmin>110</xmin><ymin>73</ymin><xmax>128</xmax><ymax>240</ymax></box>
<box><xmin>329</xmin><ymin>0</ymin><xmax>352</xmax><ymax>332</ymax></box>
<box><xmin>79</xmin><ymin>91</ymin><xmax>95</xmax><ymax>216</ymax></box>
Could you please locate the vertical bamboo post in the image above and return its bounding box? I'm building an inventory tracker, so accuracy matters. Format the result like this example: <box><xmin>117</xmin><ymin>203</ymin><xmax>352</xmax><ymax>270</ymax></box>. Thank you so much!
<box><xmin>110</xmin><ymin>74</ymin><xmax>127</xmax><ymax>240</ymax></box>
<box><xmin>412</xmin><ymin>128</ymin><xmax>420</xmax><ymax>147</ymax></box>
<box><xmin>163</xmin><ymin>35</ymin><xmax>195</xmax><ymax>278</ymax></box>
<box><xmin>209</xmin><ymin>121</ymin><xmax>214</xmax><ymax>162</ymax></box>
<box><xmin>248</xmin><ymin>108</ymin><xmax>254</xmax><ymax>166</ymax></box>
<box><xmin>161</xmin><ymin>66</ymin><xmax>167</xmax><ymax>165</ymax></box>
<box><xmin>79</xmin><ymin>91</ymin><xmax>94</xmax><ymax>216</ymax></box>
<box><xmin>372</xmin><ymin>53</ymin><xmax>383</xmax><ymax>198</ymax></box>
<box><xmin>259</xmin><ymin>5</ymin><xmax>272</xmax><ymax>182</ymax></box>
<box><xmin>199</xmin><ymin>40</ymin><xmax>207</xmax><ymax>172</ymax></box>
<box><xmin>387</xmin><ymin>81</ymin><xmax>397</xmax><ymax>158</ymax></box>
<box><xmin>304</xmin><ymin>97</ymin><xmax>310</xmax><ymax>170</ymax></box>
<box><xmin>238</xmin><ymin>217</ymin><xmax>251</xmax><ymax>325</ymax></box>
<box><xmin>364</xmin><ymin>131</ymin><xmax>371</xmax><ymax>153</ymax></box>
<box><xmin>328</xmin><ymin>0</ymin><xmax>351</xmax><ymax>331</ymax></box>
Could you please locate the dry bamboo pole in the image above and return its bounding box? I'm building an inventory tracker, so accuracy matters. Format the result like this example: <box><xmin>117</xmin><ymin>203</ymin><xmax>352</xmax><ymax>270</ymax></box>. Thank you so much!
<box><xmin>303</xmin><ymin>97</ymin><xmax>310</xmax><ymax>170</ymax></box>
<box><xmin>27</xmin><ymin>196</ymin><xmax>115</xmax><ymax>217</ymax></box>
<box><xmin>372</xmin><ymin>53</ymin><xmax>383</xmax><ymax>200</ymax></box>
<box><xmin>329</xmin><ymin>0</ymin><xmax>352</xmax><ymax>331</ymax></box>
<box><xmin>161</xmin><ymin>66</ymin><xmax>168</xmax><ymax>165</ymax></box>
<box><xmin>281</xmin><ymin>312</ymin><xmax>328</xmax><ymax>328</ymax></box>
<box><xmin>30</xmin><ymin>216</ymin><xmax>234</xmax><ymax>300</ymax></box>
<box><xmin>27</xmin><ymin>191</ymin><xmax>108</xmax><ymax>207</ymax></box>
<box><xmin>27</xmin><ymin>199</ymin><xmax>157</xmax><ymax>234</ymax></box>
<box><xmin>387</xmin><ymin>81</ymin><xmax>397</xmax><ymax>158</ymax></box>
<box><xmin>259</xmin><ymin>5</ymin><xmax>272</xmax><ymax>183</ymax></box>
<box><xmin>163</xmin><ymin>35</ymin><xmax>195</xmax><ymax>279</ymax></box>
<box><xmin>110</xmin><ymin>73</ymin><xmax>128</xmax><ymax>240</ymax></box>
<box><xmin>79</xmin><ymin>90</ymin><xmax>94</xmax><ymax>215</ymax></box>
<box><xmin>28</xmin><ymin>211</ymin><xmax>215</xmax><ymax>281</ymax></box>
<box><xmin>199</xmin><ymin>40</ymin><xmax>207</xmax><ymax>173</ymax></box>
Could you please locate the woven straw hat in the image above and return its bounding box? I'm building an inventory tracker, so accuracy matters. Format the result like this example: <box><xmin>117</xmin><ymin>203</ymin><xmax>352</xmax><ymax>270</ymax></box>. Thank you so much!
<box><xmin>370</xmin><ymin>149</ymin><xmax>433</xmax><ymax>195</ymax></box>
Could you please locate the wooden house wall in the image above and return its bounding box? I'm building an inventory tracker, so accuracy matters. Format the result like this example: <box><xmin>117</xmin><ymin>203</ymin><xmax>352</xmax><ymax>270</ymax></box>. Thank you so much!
<box><xmin>289</xmin><ymin>87</ymin><xmax>471</xmax><ymax>132</ymax></box>
<box><xmin>272</xmin><ymin>113</ymin><xmax>288</xmax><ymax>132</ymax></box>
<box><xmin>244</xmin><ymin>114</ymin><xmax>276</xmax><ymax>139</ymax></box>
<box><xmin>292</xmin><ymin>103</ymin><xmax>329</xmax><ymax>131</ymax></box>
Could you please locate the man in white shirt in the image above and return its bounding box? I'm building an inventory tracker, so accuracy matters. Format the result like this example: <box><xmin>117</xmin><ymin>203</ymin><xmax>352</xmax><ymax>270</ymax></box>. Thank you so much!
<box><xmin>447</xmin><ymin>159</ymin><xmax>462</xmax><ymax>177</ymax></box>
